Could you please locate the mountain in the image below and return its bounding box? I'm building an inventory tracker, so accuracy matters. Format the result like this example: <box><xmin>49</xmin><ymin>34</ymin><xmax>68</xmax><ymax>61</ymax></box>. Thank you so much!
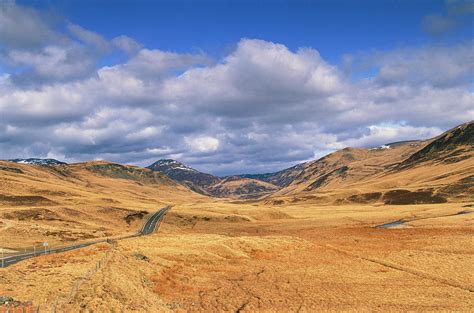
<box><xmin>147</xmin><ymin>159</ymin><xmax>279</xmax><ymax>198</ymax></box>
<box><xmin>206</xmin><ymin>176</ymin><xmax>279</xmax><ymax>199</ymax></box>
<box><xmin>146</xmin><ymin>122</ymin><xmax>473</xmax><ymax>201</ymax></box>
<box><xmin>4</xmin><ymin>121</ymin><xmax>472</xmax><ymax>203</ymax></box>
<box><xmin>85</xmin><ymin>161</ymin><xmax>180</xmax><ymax>186</ymax></box>
<box><xmin>235</xmin><ymin>163</ymin><xmax>306</xmax><ymax>187</ymax></box>
<box><xmin>272</xmin><ymin>141</ymin><xmax>424</xmax><ymax>196</ymax></box>
<box><xmin>400</xmin><ymin>121</ymin><xmax>473</xmax><ymax>167</ymax></box>
<box><xmin>266</xmin><ymin>121</ymin><xmax>474</xmax><ymax>205</ymax></box>
<box><xmin>8</xmin><ymin>158</ymin><xmax>66</xmax><ymax>166</ymax></box>
<box><xmin>147</xmin><ymin>159</ymin><xmax>220</xmax><ymax>194</ymax></box>
<box><xmin>0</xmin><ymin>159</ymin><xmax>205</xmax><ymax>248</ymax></box>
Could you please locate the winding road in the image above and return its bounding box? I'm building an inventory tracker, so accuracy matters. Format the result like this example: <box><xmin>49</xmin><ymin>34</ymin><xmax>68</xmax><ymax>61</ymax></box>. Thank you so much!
<box><xmin>0</xmin><ymin>206</ymin><xmax>170</xmax><ymax>268</ymax></box>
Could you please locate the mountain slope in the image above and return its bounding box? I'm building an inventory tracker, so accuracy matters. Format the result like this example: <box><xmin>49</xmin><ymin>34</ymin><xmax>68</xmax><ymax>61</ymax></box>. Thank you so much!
<box><xmin>206</xmin><ymin>176</ymin><xmax>279</xmax><ymax>199</ymax></box>
<box><xmin>0</xmin><ymin>160</ymin><xmax>205</xmax><ymax>248</ymax></box>
<box><xmin>267</xmin><ymin>121</ymin><xmax>473</xmax><ymax>205</ymax></box>
<box><xmin>147</xmin><ymin>159</ymin><xmax>279</xmax><ymax>198</ymax></box>
<box><xmin>400</xmin><ymin>121</ymin><xmax>473</xmax><ymax>167</ymax></box>
<box><xmin>147</xmin><ymin>159</ymin><xmax>220</xmax><ymax>194</ymax></box>
<box><xmin>235</xmin><ymin>163</ymin><xmax>306</xmax><ymax>187</ymax></box>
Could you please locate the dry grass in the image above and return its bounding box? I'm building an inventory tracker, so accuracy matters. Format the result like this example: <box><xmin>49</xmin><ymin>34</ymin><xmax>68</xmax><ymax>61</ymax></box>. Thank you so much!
<box><xmin>0</xmin><ymin>161</ymin><xmax>207</xmax><ymax>248</ymax></box>
<box><xmin>0</xmin><ymin>156</ymin><xmax>473</xmax><ymax>311</ymax></box>
<box><xmin>2</xmin><ymin>199</ymin><xmax>472</xmax><ymax>312</ymax></box>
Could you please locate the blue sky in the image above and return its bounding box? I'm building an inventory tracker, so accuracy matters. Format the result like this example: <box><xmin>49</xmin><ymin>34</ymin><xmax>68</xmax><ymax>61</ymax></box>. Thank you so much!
<box><xmin>19</xmin><ymin>0</ymin><xmax>470</xmax><ymax>64</ymax></box>
<box><xmin>1</xmin><ymin>0</ymin><xmax>473</xmax><ymax>175</ymax></box>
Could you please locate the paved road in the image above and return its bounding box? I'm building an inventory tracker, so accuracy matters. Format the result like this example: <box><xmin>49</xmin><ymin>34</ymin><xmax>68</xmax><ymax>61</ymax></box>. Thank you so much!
<box><xmin>0</xmin><ymin>207</ymin><xmax>170</xmax><ymax>268</ymax></box>
<box><xmin>139</xmin><ymin>207</ymin><xmax>169</xmax><ymax>235</ymax></box>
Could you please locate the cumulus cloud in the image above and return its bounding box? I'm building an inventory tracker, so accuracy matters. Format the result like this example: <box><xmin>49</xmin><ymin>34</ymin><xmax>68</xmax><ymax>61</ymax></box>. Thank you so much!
<box><xmin>0</xmin><ymin>1</ymin><xmax>146</xmax><ymax>85</ymax></box>
<box><xmin>0</xmin><ymin>0</ymin><xmax>60</xmax><ymax>49</ymax></box>
<box><xmin>356</xmin><ymin>42</ymin><xmax>473</xmax><ymax>88</ymax></box>
<box><xmin>125</xmin><ymin>49</ymin><xmax>212</xmax><ymax>78</ymax></box>
<box><xmin>8</xmin><ymin>45</ymin><xmax>97</xmax><ymax>82</ymax></box>
<box><xmin>162</xmin><ymin>39</ymin><xmax>344</xmax><ymax>113</ymax></box>
<box><xmin>67</xmin><ymin>23</ymin><xmax>110</xmax><ymax>53</ymax></box>
<box><xmin>341</xmin><ymin>124</ymin><xmax>442</xmax><ymax>148</ymax></box>
<box><xmin>186</xmin><ymin>136</ymin><xmax>220</xmax><ymax>153</ymax></box>
<box><xmin>112</xmin><ymin>35</ymin><xmax>143</xmax><ymax>55</ymax></box>
<box><xmin>0</xmin><ymin>2</ymin><xmax>473</xmax><ymax>175</ymax></box>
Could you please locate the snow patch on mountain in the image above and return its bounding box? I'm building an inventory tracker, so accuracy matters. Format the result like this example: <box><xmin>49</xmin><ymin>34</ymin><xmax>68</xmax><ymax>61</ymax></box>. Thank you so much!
<box><xmin>369</xmin><ymin>144</ymin><xmax>391</xmax><ymax>151</ymax></box>
<box><xmin>8</xmin><ymin>158</ymin><xmax>66</xmax><ymax>166</ymax></box>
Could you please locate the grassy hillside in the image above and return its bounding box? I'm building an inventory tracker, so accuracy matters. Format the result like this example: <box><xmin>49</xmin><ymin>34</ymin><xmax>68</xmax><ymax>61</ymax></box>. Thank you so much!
<box><xmin>267</xmin><ymin>122</ymin><xmax>473</xmax><ymax>205</ymax></box>
<box><xmin>0</xmin><ymin>160</ymin><xmax>207</xmax><ymax>249</ymax></box>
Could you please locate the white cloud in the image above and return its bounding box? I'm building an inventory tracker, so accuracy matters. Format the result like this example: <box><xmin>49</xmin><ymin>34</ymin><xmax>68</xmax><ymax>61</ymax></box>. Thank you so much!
<box><xmin>342</xmin><ymin>124</ymin><xmax>442</xmax><ymax>148</ymax></box>
<box><xmin>370</xmin><ymin>43</ymin><xmax>473</xmax><ymax>87</ymax></box>
<box><xmin>0</xmin><ymin>4</ymin><xmax>472</xmax><ymax>175</ymax></box>
<box><xmin>161</xmin><ymin>39</ymin><xmax>345</xmax><ymax>110</ymax></box>
<box><xmin>112</xmin><ymin>35</ymin><xmax>142</xmax><ymax>54</ymax></box>
<box><xmin>185</xmin><ymin>136</ymin><xmax>220</xmax><ymax>153</ymax></box>
<box><xmin>68</xmin><ymin>23</ymin><xmax>110</xmax><ymax>53</ymax></box>
<box><xmin>0</xmin><ymin>0</ymin><xmax>59</xmax><ymax>48</ymax></box>
<box><xmin>126</xmin><ymin>126</ymin><xmax>163</xmax><ymax>140</ymax></box>
<box><xmin>8</xmin><ymin>45</ymin><xmax>96</xmax><ymax>81</ymax></box>
<box><xmin>125</xmin><ymin>48</ymin><xmax>211</xmax><ymax>78</ymax></box>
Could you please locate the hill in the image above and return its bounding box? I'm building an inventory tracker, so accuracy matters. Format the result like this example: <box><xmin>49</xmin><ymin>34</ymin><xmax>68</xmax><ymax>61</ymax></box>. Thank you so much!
<box><xmin>401</xmin><ymin>121</ymin><xmax>473</xmax><ymax>167</ymax></box>
<box><xmin>266</xmin><ymin>121</ymin><xmax>473</xmax><ymax>205</ymax></box>
<box><xmin>145</xmin><ymin>122</ymin><xmax>473</xmax><ymax>201</ymax></box>
<box><xmin>147</xmin><ymin>159</ymin><xmax>279</xmax><ymax>198</ymax></box>
<box><xmin>147</xmin><ymin>159</ymin><xmax>219</xmax><ymax>194</ymax></box>
<box><xmin>234</xmin><ymin>163</ymin><xmax>306</xmax><ymax>187</ymax></box>
<box><xmin>0</xmin><ymin>160</ymin><xmax>205</xmax><ymax>249</ymax></box>
<box><xmin>206</xmin><ymin>176</ymin><xmax>279</xmax><ymax>199</ymax></box>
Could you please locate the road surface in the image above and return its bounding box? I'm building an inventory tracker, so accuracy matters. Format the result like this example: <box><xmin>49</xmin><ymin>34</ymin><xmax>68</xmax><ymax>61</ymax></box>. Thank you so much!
<box><xmin>0</xmin><ymin>206</ymin><xmax>170</xmax><ymax>268</ymax></box>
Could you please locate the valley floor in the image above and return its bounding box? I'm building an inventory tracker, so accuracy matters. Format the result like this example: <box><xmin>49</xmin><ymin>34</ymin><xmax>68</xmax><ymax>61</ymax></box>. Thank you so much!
<box><xmin>1</xmin><ymin>201</ymin><xmax>473</xmax><ymax>312</ymax></box>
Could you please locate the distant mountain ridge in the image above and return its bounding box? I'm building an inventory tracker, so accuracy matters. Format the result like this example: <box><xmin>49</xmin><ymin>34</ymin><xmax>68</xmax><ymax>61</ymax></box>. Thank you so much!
<box><xmin>147</xmin><ymin>159</ymin><xmax>220</xmax><ymax>194</ymax></box>
<box><xmin>401</xmin><ymin>121</ymin><xmax>473</xmax><ymax>167</ymax></box>
<box><xmin>232</xmin><ymin>163</ymin><xmax>306</xmax><ymax>187</ymax></box>
<box><xmin>147</xmin><ymin>159</ymin><xmax>279</xmax><ymax>198</ymax></box>
<box><xmin>8</xmin><ymin>158</ymin><xmax>66</xmax><ymax>166</ymax></box>
<box><xmin>266</xmin><ymin>121</ymin><xmax>473</xmax><ymax>205</ymax></box>
<box><xmin>4</xmin><ymin>121</ymin><xmax>473</xmax><ymax>202</ymax></box>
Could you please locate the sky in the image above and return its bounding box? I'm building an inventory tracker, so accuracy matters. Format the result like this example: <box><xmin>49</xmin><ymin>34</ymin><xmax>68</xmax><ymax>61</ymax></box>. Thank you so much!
<box><xmin>0</xmin><ymin>0</ymin><xmax>473</xmax><ymax>175</ymax></box>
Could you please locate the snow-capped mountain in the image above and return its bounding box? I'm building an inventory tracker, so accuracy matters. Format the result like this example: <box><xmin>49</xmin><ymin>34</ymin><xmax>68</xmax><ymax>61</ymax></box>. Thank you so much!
<box><xmin>8</xmin><ymin>158</ymin><xmax>66</xmax><ymax>166</ymax></box>
<box><xmin>148</xmin><ymin>159</ymin><xmax>198</xmax><ymax>172</ymax></box>
<box><xmin>369</xmin><ymin>144</ymin><xmax>391</xmax><ymax>151</ymax></box>
<box><xmin>147</xmin><ymin>159</ymin><xmax>220</xmax><ymax>194</ymax></box>
<box><xmin>147</xmin><ymin>159</ymin><xmax>285</xmax><ymax>198</ymax></box>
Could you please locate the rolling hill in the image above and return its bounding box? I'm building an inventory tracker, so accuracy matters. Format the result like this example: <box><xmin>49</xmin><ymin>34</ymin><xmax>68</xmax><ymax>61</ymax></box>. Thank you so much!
<box><xmin>0</xmin><ymin>160</ymin><xmax>206</xmax><ymax>248</ymax></box>
<box><xmin>2</xmin><ymin>121</ymin><xmax>472</xmax><ymax>219</ymax></box>
<box><xmin>147</xmin><ymin>159</ymin><xmax>279</xmax><ymax>198</ymax></box>
<box><xmin>266</xmin><ymin>121</ymin><xmax>473</xmax><ymax>205</ymax></box>
<box><xmin>234</xmin><ymin>163</ymin><xmax>306</xmax><ymax>187</ymax></box>
<box><xmin>147</xmin><ymin>159</ymin><xmax>220</xmax><ymax>194</ymax></box>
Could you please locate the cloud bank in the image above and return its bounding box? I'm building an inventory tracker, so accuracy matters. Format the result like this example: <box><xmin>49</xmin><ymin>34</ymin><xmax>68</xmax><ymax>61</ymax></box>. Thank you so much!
<box><xmin>0</xmin><ymin>1</ymin><xmax>473</xmax><ymax>175</ymax></box>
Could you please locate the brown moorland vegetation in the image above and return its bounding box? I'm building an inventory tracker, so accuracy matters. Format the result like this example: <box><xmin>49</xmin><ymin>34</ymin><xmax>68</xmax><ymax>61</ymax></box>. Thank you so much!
<box><xmin>0</xmin><ymin>121</ymin><xmax>472</xmax><ymax>311</ymax></box>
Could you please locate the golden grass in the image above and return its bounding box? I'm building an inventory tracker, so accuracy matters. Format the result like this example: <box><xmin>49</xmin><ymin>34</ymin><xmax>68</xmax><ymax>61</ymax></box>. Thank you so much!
<box><xmin>0</xmin><ymin>155</ymin><xmax>473</xmax><ymax>311</ymax></box>
<box><xmin>3</xmin><ymin>199</ymin><xmax>472</xmax><ymax>311</ymax></box>
<box><xmin>0</xmin><ymin>161</ymin><xmax>207</xmax><ymax>248</ymax></box>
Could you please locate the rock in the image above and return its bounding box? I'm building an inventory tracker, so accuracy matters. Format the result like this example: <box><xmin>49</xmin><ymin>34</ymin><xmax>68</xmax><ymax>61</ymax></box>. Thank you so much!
<box><xmin>133</xmin><ymin>252</ymin><xmax>149</xmax><ymax>262</ymax></box>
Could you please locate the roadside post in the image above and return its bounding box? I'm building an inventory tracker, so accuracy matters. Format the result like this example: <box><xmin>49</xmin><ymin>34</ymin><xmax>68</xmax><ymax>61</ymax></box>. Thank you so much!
<box><xmin>1</xmin><ymin>248</ymin><xmax>3</xmax><ymax>268</ymax></box>
<box><xmin>43</xmin><ymin>242</ymin><xmax>48</xmax><ymax>255</ymax></box>
<box><xmin>34</xmin><ymin>245</ymin><xmax>36</xmax><ymax>256</ymax></box>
